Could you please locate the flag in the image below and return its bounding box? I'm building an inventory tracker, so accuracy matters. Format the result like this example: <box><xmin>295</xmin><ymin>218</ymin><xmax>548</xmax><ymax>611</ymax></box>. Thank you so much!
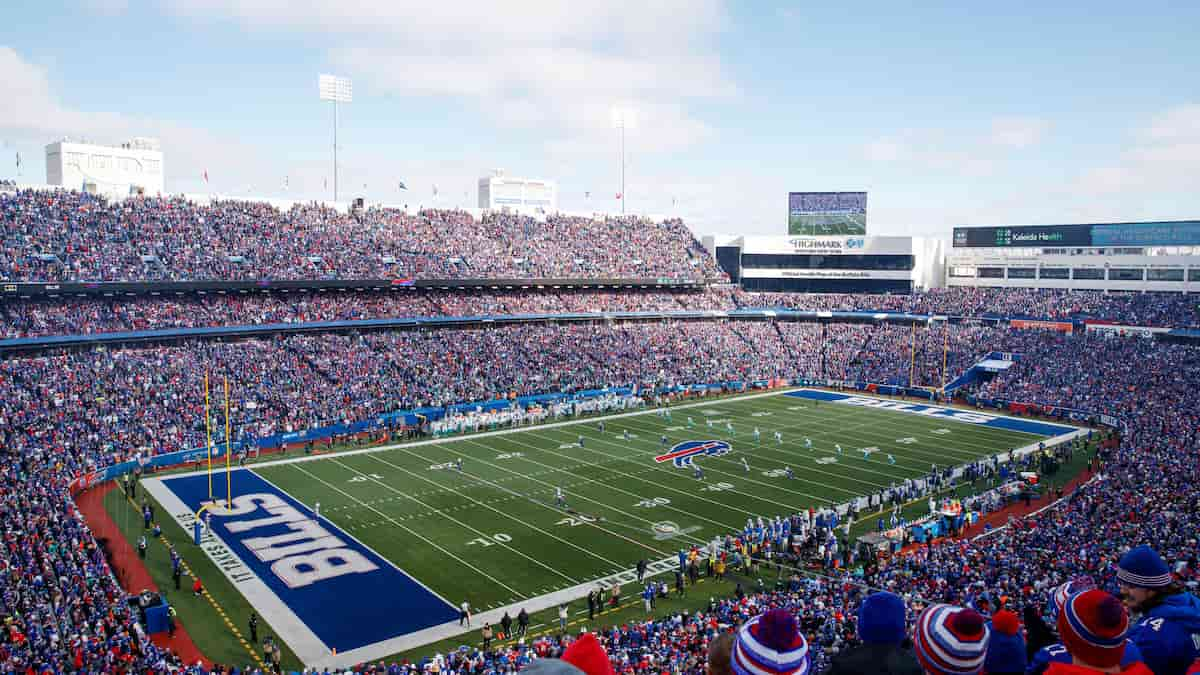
<box><xmin>585</xmin><ymin>191</ymin><xmax>590</xmax><ymax>199</ymax></box>
<box><xmin>14</xmin><ymin>152</ymin><xmax>20</xmax><ymax>169</ymax></box>
<box><xmin>432</xmin><ymin>184</ymin><xmax>439</xmax><ymax>196</ymax></box>
<box><xmin>283</xmin><ymin>176</ymin><xmax>289</xmax><ymax>190</ymax></box>
<box><xmin>323</xmin><ymin>178</ymin><xmax>328</xmax><ymax>190</ymax></box>
<box><xmin>202</xmin><ymin>170</ymin><xmax>209</xmax><ymax>184</ymax></box>
<box><xmin>672</xmin><ymin>197</ymin><xmax>677</xmax><ymax>207</ymax></box>
<box><xmin>398</xmin><ymin>181</ymin><xmax>408</xmax><ymax>191</ymax></box>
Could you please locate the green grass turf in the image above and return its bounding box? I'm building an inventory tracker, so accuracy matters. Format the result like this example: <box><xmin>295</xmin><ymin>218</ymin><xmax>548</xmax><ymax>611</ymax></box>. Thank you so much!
<box><xmin>250</xmin><ymin>390</ymin><xmax>1051</xmax><ymax>612</ymax></box>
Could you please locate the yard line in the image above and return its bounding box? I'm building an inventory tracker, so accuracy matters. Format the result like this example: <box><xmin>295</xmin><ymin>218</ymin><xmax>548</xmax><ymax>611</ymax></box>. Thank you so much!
<box><xmin>286</xmin><ymin>462</ymin><xmax>523</xmax><ymax>596</ymax></box>
<box><xmin>621</xmin><ymin>396</ymin><xmax>995</xmax><ymax>478</ymax></box>
<box><xmin>456</xmin><ymin>429</ymin><xmax>827</xmax><ymax>516</ymax></box>
<box><xmin>522</xmin><ymin>425</ymin><xmax>841</xmax><ymax>506</ymax></box>
<box><xmin>359</xmin><ymin>452</ymin><xmax>642</xmax><ymax>564</ymax></box>
<box><xmin>328</xmin><ymin>457</ymin><xmax>579</xmax><ymax>585</ymax></box>
<box><xmin>373</xmin><ymin>443</ymin><xmax>690</xmax><ymax>555</ymax></box>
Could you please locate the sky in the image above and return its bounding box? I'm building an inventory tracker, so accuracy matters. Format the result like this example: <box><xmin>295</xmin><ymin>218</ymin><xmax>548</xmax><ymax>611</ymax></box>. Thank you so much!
<box><xmin>1</xmin><ymin>0</ymin><xmax>1198</xmax><ymax>239</ymax></box>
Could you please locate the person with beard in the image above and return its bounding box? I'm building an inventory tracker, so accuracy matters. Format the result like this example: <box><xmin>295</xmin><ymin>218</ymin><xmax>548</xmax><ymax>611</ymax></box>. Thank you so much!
<box><xmin>1117</xmin><ymin>546</ymin><xmax>1200</xmax><ymax>675</ymax></box>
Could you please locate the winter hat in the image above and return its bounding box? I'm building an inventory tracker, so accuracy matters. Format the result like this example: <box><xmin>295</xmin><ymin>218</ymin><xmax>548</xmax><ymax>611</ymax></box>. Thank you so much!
<box><xmin>1049</xmin><ymin>577</ymin><xmax>1097</xmax><ymax>624</ymax></box>
<box><xmin>984</xmin><ymin>611</ymin><xmax>1026</xmax><ymax>674</ymax></box>
<box><xmin>857</xmin><ymin>592</ymin><xmax>907</xmax><ymax>645</ymax></box>
<box><xmin>1057</xmin><ymin>590</ymin><xmax>1129</xmax><ymax>668</ymax></box>
<box><xmin>732</xmin><ymin>609</ymin><xmax>811</xmax><ymax>675</ymax></box>
<box><xmin>913</xmin><ymin>604</ymin><xmax>990</xmax><ymax>675</ymax></box>
<box><xmin>561</xmin><ymin>633</ymin><xmax>615</xmax><ymax>675</ymax></box>
<box><xmin>1117</xmin><ymin>546</ymin><xmax>1172</xmax><ymax>589</ymax></box>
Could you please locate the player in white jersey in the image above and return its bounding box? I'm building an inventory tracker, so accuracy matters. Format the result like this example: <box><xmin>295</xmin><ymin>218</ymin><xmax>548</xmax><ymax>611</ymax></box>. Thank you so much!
<box><xmin>726</xmin><ymin>422</ymin><xmax>734</xmax><ymax>435</ymax></box>
<box><xmin>753</xmin><ymin>427</ymin><xmax>761</xmax><ymax>443</ymax></box>
<box><xmin>555</xmin><ymin>487</ymin><xmax>566</xmax><ymax>508</ymax></box>
<box><xmin>774</xmin><ymin>431</ymin><xmax>783</xmax><ymax>444</ymax></box>
<box><xmin>835</xmin><ymin>444</ymin><xmax>842</xmax><ymax>454</ymax></box>
<box><xmin>741</xmin><ymin>457</ymin><xmax>750</xmax><ymax>473</ymax></box>
<box><xmin>888</xmin><ymin>454</ymin><xmax>896</xmax><ymax>465</ymax></box>
<box><xmin>804</xmin><ymin>437</ymin><xmax>812</xmax><ymax>449</ymax></box>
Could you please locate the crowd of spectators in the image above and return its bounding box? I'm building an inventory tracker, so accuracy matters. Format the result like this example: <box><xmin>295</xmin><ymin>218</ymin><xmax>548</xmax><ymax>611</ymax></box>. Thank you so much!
<box><xmin>4</xmin><ymin>284</ymin><xmax>1197</xmax><ymax>341</ymax></box>
<box><xmin>3</xmin><ymin>312</ymin><xmax>1199</xmax><ymax>673</ymax></box>
<box><xmin>0</xmin><ymin>190</ymin><xmax>722</xmax><ymax>282</ymax></box>
<box><xmin>0</xmin><ymin>289</ymin><xmax>737</xmax><ymax>339</ymax></box>
<box><xmin>737</xmin><ymin>288</ymin><xmax>1200</xmax><ymax>328</ymax></box>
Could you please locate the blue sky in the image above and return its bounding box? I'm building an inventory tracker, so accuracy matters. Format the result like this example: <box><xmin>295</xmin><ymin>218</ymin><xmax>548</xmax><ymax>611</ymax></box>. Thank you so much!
<box><xmin>2</xmin><ymin>0</ymin><xmax>1198</xmax><ymax>238</ymax></box>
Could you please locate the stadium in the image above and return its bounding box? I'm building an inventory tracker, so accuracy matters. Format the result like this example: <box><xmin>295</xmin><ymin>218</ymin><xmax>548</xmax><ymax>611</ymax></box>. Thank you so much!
<box><xmin>2</xmin><ymin>8</ymin><xmax>1200</xmax><ymax>675</ymax></box>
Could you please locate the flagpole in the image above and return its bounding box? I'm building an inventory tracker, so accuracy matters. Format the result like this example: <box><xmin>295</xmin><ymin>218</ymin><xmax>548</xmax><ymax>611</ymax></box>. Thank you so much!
<box><xmin>205</xmin><ymin>372</ymin><xmax>213</xmax><ymax>501</ymax></box>
<box><xmin>225</xmin><ymin>377</ymin><xmax>232</xmax><ymax>509</ymax></box>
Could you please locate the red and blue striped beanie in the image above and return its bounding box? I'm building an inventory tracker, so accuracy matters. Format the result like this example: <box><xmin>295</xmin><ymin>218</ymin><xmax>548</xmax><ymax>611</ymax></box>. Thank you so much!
<box><xmin>1057</xmin><ymin>589</ymin><xmax>1129</xmax><ymax>668</ymax></box>
<box><xmin>731</xmin><ymin>609</ymin><xmax>810</xmax><ymax>675</ymax></box>
<box><xmin>913</xmin><ymin>604</ymin><xmax>990</xmax><ymax>675</ymax></box>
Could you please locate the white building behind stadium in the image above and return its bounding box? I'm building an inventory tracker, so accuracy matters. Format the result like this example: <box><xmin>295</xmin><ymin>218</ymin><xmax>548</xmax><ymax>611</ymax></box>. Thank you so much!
<box><xmin>45</xmin><ymin>137</ymin><xmax>164</xmax><ymax>197</ymax></box>
<box><xmin>478</xmin><ymin>170</ymin><xmax>557</xmax><ymax>212</ymax></box>
<box><xmin>947</xmin><ymin>221</ymin><xmax>1200</xmax><ymax>293</ymax></box>
<box><xmin>710</xmin><ymin>235</ymin><xmax>944</xmax><ymax>293</ymax></box>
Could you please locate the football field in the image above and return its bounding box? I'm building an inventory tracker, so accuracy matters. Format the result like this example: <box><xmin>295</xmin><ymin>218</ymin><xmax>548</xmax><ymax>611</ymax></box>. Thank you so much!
<box><xmin>143</xmin><ymin>388</ymin><xmax>1080</xmax><ymax>667</ymax></box>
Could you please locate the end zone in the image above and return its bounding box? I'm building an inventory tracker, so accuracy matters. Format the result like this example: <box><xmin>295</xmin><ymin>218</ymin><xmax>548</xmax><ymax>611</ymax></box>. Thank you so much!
<box><xmin>142</xmin><ymin>470</ymin><xmax>459</xmax><ymax>666</ymax></box>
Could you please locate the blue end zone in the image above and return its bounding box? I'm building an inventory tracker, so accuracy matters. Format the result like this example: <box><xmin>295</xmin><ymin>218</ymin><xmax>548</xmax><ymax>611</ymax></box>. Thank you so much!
<box><xmin>161</xmin><ymin>470</ymin><xmax>458</xmax><ymax>651</ymax></box>
<box><xmin>785</xmin><ymin>390</ymin><xmax>1075</xmax><ymax>436</ymax></box>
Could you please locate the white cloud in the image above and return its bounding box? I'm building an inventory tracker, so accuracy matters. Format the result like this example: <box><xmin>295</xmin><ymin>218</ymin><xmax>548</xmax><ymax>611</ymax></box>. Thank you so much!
<box><xmin>988</xmin><ymin>116</ymin><xmax>1050</xmax><ymax>149</ymax></box>
<box><xmin>163</xmin><ymin>0</ymin><xmax>734</xmax><ymax>155</ymax></box>
<box><xmin>1074</xmin><ymin>103</ymin><xmax>1200</xmax><ymax>197</ymax></box>
<box><xmin>1141</xmin><ymin>104</ymin><xmax>1200</xmax><ymax>141</ymax></box>
<box><xmin>0</xmin><ymin>46</ymin><xmax>278</xmax><ymax>194</ymax></box>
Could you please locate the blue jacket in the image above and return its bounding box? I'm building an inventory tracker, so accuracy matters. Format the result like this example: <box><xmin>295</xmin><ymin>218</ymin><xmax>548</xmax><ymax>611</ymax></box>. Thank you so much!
<box><xmin>1027</xmin><ymin>640</ymin><xmax>1143</xmax><ymax>675</ymax></box>
<box><xmin>1128</xmin><ymin>592</ymin><xmax>1200</xmax><ymax>675</ymax></box>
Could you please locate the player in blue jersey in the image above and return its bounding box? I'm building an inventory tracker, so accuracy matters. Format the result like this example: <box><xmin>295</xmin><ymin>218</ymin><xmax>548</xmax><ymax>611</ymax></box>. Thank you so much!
<box><xmin>693</xmin><ymin>464</ymin><xmax>704</xmax><ymax>480</ymax></box>
<box><xmin>785</xmin><ymin>466</ymin><xmax>794</xmax><ymax>480</ymax></box>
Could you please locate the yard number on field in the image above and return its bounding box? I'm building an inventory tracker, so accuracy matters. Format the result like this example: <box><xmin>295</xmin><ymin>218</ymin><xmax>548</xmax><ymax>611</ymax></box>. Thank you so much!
<box><xmin>467</xmin><ymin>533</ymin><xmax>513</xmax><ymax>547</ymax></box>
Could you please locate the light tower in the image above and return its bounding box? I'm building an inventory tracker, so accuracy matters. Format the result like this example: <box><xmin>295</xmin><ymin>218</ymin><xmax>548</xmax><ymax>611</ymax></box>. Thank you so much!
<box><xmin>610</xmin><ymin>107</ymin><xmax>637</xmax><ymax>215</ymax></box>
<box><xmin>318</xmin><ymin>74</ymin><xmax>353</xmax><ymax>202</ymax></box>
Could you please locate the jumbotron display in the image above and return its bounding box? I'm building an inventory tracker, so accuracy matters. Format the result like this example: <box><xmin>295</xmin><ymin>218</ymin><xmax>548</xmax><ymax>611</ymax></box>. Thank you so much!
<box><xmin>787</xmin><ymin>191</ymin><xmax>868</xmax><ymax>235</ymax></box>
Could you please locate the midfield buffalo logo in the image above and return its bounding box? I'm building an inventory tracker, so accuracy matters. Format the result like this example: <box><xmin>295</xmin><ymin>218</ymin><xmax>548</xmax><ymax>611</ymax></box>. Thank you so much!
<box><xmin>655</xmin><ymin>440</ymin><xmax>732</xmax><ymax>468</ymax></box>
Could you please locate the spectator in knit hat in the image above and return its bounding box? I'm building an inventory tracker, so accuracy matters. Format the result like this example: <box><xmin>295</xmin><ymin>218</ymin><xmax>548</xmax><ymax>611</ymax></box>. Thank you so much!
<box><xmin>732</xmin><ymin>609</ymin><xmax>812</xmax><ymax>675</ymax></box>
<box><xmin>830</xmin><ymin>591</ymin><xmax>921</xmax><ymax>675</ymax></box>
<box><xmin>912</xmin><ymin>604</ymin><xmax>990</xmax><ymax>675</ymax></box>
<box><xmin>1051</xmin><ymin>589</ymin><xmax>1151</xmax><ymax>675</ymax></box>
<box><xmin>1117</xmin><ymin>546</ymin><xmax>1200</xmax><ymax>675</ymax></box>
<box><xmin>984</xmin><ymin>609</ymin><xmax>1026</xmax><ymax>675</ymax></box>
<box><xmin>559</xmin><ymin>632</ymin><xmax>615</xmax><ymax>675</ymax></box>
<box><xmin>1031</xmin><ymin>581</ymin><xmax>1145</xmax><ymax>675</ymax></box>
